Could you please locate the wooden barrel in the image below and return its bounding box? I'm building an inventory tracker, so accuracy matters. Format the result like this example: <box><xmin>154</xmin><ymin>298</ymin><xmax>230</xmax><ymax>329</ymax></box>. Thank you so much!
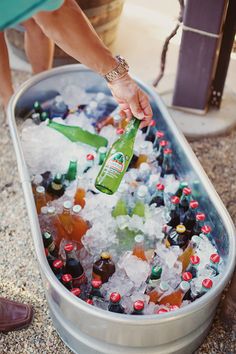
<box><xmin>6</xmin><ymin>0</ymin><xmax>124</xmax><ymax>66</ymax></box>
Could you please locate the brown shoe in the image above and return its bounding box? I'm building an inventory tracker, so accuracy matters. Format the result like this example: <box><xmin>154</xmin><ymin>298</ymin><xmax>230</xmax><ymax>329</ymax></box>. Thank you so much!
<box><xmin>0</xmin><ymin>297</ymin><xmax>33</xmax><ymax>333</ymax></box>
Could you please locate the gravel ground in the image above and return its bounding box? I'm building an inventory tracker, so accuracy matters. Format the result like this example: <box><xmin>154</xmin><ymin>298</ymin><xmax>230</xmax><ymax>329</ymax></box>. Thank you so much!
<box><xmin>0</xmin><ymin>71</ymin><xmax>235</xmax><ymax>354</ymax></box>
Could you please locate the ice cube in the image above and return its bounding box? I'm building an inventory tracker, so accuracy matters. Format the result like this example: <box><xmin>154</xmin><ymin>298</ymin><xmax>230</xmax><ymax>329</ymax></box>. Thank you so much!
<box><xmin>122</xmin><ymin>254</ymin><xmax>150</xmax><ymax>287</ymax></box>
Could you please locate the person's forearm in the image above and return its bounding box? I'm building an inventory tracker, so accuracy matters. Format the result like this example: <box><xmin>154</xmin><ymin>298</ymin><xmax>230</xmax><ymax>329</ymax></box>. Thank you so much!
<box><xmin>34</xmin><ymin>0</ymin><xmax>117</xmax><ymax>76</ymax></box>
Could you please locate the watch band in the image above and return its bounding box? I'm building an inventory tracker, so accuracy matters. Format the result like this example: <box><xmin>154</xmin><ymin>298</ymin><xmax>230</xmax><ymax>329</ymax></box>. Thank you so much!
<box><xmin>104</xmin><ymin>55</ymin><xmax>129</xmax><ymax>83</ymax></box>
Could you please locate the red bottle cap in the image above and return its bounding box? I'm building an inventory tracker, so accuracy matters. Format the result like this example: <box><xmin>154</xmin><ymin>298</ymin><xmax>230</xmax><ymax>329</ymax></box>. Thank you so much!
<box><xmin>110</xmin><ymin>292</ymin><xmax>121</xmax><ymax>303</ymax></box>
<box><xmin>210</xmin><ymin>253</ymin><xmax>220</xmax><ymax>264</ymax></box>
<box><xmin>156</xmin><ymin>308</ymin><xmax>169</xmax><ymax>314</ymax></box>
<box><xmin>183</xmin><ymin>187</ymin><xmax>192</xmax><ymax>195</ymax></box>
<box><xmin>169</xmin><ymin>305</ymin><xmax>179</xmax><ymax>311</ymax></box>
<box><xmin>116</xmin><ymin>128</ymin><xmax>124</xmax><ymax>135</ymax></box>
<box><xmin>164</xmin><ymin>148</ymin><xmax>172</xmax><ymax>155</ymax></box>
<box><xmin>190</xmin><ymin>200</ymin><xmax>199</xmax><ymax>209</ymax></box>
<box><xmin>91</xmin><ymin>279</ymin><xmax>102</xmax><ymax>289</ymax></box>
<box><xmin>133</xmin><ymin>300</ymin><xmax>144</xmax><ymax>311</ymax></box>
<box><xmin>196</xmin><ymin>212</ymin><xmax>206</xmax><ymax>221</ymax></box>
<box><xmin>53</xmin><ymin>259</ymin><xmax>63</xmax><ymax>269</ymax></box>
<box><xmin>201</xmin><ymin>225</ymin><xmax>212</xmax><ymax>234</ymax></box>
<box><xmin>190</xmin><ymin>255</ymin><xmax>200</xmax><ymax>265</ymax></box>
<box><xmin>62</xmin><ymin>274</ymin><xmax>72</xmax><ymax>283</ymax></box>
<box><xmin>157</xmin><ymin>183</ymin><xmax>165</xmax><ymax>191</ymax></box>
<box><xmin>156</xmin><ymin>131</ymin><xmax>164</xmax><ymax>139</ymax></box>
<box><xmin>64</xmin><ymin>243</ymin><xmax>74</xmax><ymax>252</ymax></box>
<box><xmin>149</xmin><ymin>119</ymin><xmax>156</xmax><ymax>127</ymax></box>
<box><xmin>71</xmin><ymin>288</ymin><xmax>81</xmax><ymax>297</ymax></box>
<box><xmin>182</xmin><ymin>272</ymin><xmax>193</xmax><ymax>282</ymax></box>
<box><xmin>86</xmin><ymin>299</ymin><xmax>93</xmax><ymax>305</ymax></box>
<box><xmin>160</xmin><ymin>140</ymin><xmax>168</xmax><ymax>147</ymax></box>
<box><xmin>202</xmin><ymin>278</ymin><xmax>213</xmax><ymax>289</ymax></box>
<box><xmin>171</xmin><ymin>196</ymin><xmax>180</xmax><ymax>204</ymax></box>
<box><xmin>86</xmin><ymin>154</ymin><xmax>95</xmax><ymax>161</ymax></box>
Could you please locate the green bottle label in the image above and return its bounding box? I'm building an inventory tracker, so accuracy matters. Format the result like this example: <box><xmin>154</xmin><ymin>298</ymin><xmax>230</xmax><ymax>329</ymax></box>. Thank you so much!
<box><xmin>104</xmin><ymin>151</ymin><xmax>127</xmax><ymax>179</ymax></box>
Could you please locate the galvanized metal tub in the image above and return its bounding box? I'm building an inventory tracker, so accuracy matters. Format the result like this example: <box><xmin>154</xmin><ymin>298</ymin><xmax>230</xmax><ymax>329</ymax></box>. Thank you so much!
<box><xmin>7</xmin><ymin>64</ymin><xmax>236</xmax><ymax>354</ymax></box>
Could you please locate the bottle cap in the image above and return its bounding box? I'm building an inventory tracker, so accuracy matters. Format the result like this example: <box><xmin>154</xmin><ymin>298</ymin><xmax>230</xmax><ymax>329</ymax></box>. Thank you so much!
<box><xmin>180</xmin><ymin>281</ymin><xmax>190</xmax><ymax>292</ymax></box>
<box><xmin>156</xmin><ymin>131</ymin><xmax>164</xmax><ymax>139</ymax></box>
<box><xmin>72</xmin><ymin>205</ymin><xmax>82</xmax><ymax>214</ymax></box>
<box><xmin>41</xmin><ymin>206</ymin><xmax>48</xmax><ymax>215</ymax></box>
<box><xmin>139</xmin><ymin>162</ymin><xmax>151</xmax><ymax>172</ymax></box>
<box><xmin>137</xmin><ymin>185</ymin><xmax>148</xmax><ymax>197</ymax></box>
<box><xmin>71</xmin><ymin>288</ymin><xmax>81</xmax><ymax>297</ymax></box>
<box><xmin>176</xmin><ymin>225</ymin><xmax>186</xmax><ymax>234</ymax></box>
<box><xmin>133</xmin><ymin>300</ymin><xmax>144</xmax><ymax>311</ymax></box>
<box><xmin>98</xmin><ymin>146</ymin><xmax>107</xmax><ymax>154</ymax></box>
<box><xmin>43</xmin><ymin>231</ymin><xmax>52</xmax><ymax>239</ymax></box>
<box><xmin>190</xmin><ymin>200</ymin><xmax>199</xmax><ymax>209</ymax></box>
<box><xmin>151</xmin><ymin>265</ymin><xmax>162</xmax><ymax>279</ymax></box>
<box><xmin>63</xmin><ymin>201</ymin><xmax>73</xmax><ymax>210</ymax></box>
<box><xmin>86</xmin><ymin>299</ymin><xmax>93</xmax><ymax>305</ymax></box>
<box><xmin>160</xmin><ymin>140</ymin><xmax>168</xmax><ymax>147</ymax></box>
<box><xmin>210</xmin><ymin>253</ymin><xmax>220</xmax><ymax>264</ymax></box>
<box><xmin>163</xmin><ymin>148</ymin><xmax>172</xmax><ymax>155</ymax></box>
<box><xmin>202</xmin><ymin>278</ymin><xmax>213</xmax><ymax>289</ymax></box>
<box><xmin>64</xmin><ymin>243</ymin><xmax>74</xmax><ymax>252</ymax></box>
<box><xmin>86</xmin><ymin>154</ymin><xmax>95</xmax><ymax>161</ymax></box>
<box><xmin>190</xmin><ymin>255</ymin><xmax>200</xmax><ymax>265</ymax></box>
<box><xmin>53</xmin><ymin>259</ymin><xmax>63</xmax><ymax>269</ymax></box>
<box><xmin>62</xmin><ymin>274</ymin><xmax>72</xmax><ymax>283</ymax></box>
<box><xmin>33</xmin><ymin>174</ymin><xmax>43</xmax><ymax>185</ymax></box>
<box><xmin>148</xmin><ymin>119</ymin><xmax>156</xmax><ymax>127</ymax></box>
<box><xmin>182</xmin><ymin>272</ymin><xmax>193</xmax><ymax>282</ymax></box>
<box><xmin>156</xmin><ymin>308</ymin><xmax>169</xmax><ymax>314</ymax></box>
<box><xmin>171</xmin><ymin>196</ymin><xmax>180</xmax><ymax>204</ymax></box>
<box><xmin>134</xmin><ymin>234</ymin><xmax>144</xmax><ymax>244</ymax></box>
<box><xmin>47</xmin><ymin>206</ymin><xmax>56</xmax><ymax>214</ymax></box>
<box><xmin>110</xmin><ymin>292</ymin><xmax>121</xmax><ymax>303</ymax></box>
<box><xmin>36</xmin><ymin>186</ymin><xmax>45</xmax><ymax>194</ymax></box>
<box><xmin>196</xmin><ymin>212</ymin><xmax>206</xmax><ymax>221</ymax></box>
<box><xmin>201</xmin><ymin>225</ymin><xmax>212</xmax><ymax>234</ymax></box>
<box><xmin>159</xmin><ymin>281</ymin><xmax>169</xmax><ymax>292</ymax></box>
<box><xmin>116</xmin><ymin>128</ymin><xmax>124</xmax><ymax>135</ymax></box>
<box><xmin>156</xmin><ymin>183</ymin><xmax>165</xmax><ymax>191</ymax></box>
<box><xmin>101</xmin><ymin>252</ymin><xmax>111</xmax><ymax>260</ymax></box>
<box><xmin>183</xmin><ymin>187</ymin><xmax>191</xmax><ymax>195</ymax></box>
<box><xmin>91</xmin><ymin>279</ymin><xmax>102</xmax><ymax>289</ymax></box>
<box><xmin>179</xmin><ymin>181</ymin><xmax>188</xmax><ymax>188</ymax></box>
<box><xmin>169</xmin><ymin>305</ymin><xmax>179</xmax><ymax>311</ymax></box>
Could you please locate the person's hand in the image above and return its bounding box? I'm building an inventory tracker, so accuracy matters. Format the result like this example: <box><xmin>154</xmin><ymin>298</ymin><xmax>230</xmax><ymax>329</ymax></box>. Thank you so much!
<box><xmin>108</xmin><ymin>74</ymin><xmax>153</xmax><ymax>128</ymax></box>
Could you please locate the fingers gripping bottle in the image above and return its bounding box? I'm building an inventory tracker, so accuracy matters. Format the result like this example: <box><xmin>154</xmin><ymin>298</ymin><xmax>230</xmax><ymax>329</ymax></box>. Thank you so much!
<box><xmin>95</xmin><ymin>117</ymin><xmax>141</xmax><ymax>194</ymax></box>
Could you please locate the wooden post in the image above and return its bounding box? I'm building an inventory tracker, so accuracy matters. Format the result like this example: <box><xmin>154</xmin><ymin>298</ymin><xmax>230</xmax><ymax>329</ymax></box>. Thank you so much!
<box><xmin>172</xmin><ymin>0</ymin><xmax>228</xmax><ymax>113</ymax></box>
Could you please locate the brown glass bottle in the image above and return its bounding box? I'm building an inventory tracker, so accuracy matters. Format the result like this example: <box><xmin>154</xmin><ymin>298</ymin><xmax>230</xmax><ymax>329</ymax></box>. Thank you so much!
<box><xmin>92</xmin><ymin>252</ymin><xmax>115</xmax><ymax>283</ymax></box>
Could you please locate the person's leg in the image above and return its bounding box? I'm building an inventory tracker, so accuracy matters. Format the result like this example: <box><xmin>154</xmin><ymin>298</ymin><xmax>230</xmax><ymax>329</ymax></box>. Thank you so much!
<box><xmin>22</xmin><ymin>18</ymin><xmax>54</xmax><ymax>74</ymax></box>
<box><xmin>0</xmin><ymin>32</ymin><xmax>14</xmax><ymax>110</ymax></box>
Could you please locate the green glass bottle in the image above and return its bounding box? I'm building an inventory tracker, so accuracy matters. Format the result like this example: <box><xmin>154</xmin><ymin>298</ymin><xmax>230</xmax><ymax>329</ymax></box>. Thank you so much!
<box><xmin>95</xmin><ymin>117</ymin><xmax>141</xmax><ymax>195</ymax></box>
<box><xmin>65</xmin><ymin>160</ymin><xmax>77</xmax><ymax>182</ymax></box>
<box><xmin>112</xmin><ymin>184</ymin><xmax>128</xmax><ymax>217</ymax></box>
<box><xmin>131</xmin><ymin>185</ymin><xmax>148</xmax><ymax>217</ymax></box>
<box><xmin>47</xmin><ymin>120</ymin><xmax>108</xmax><ymax>150</ymax></box>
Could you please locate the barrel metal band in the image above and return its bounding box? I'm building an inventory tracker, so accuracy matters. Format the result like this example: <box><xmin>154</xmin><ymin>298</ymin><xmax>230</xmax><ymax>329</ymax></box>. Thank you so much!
<box><xmin>84</xmin><ymin>0</ymin><xmax>124</xmax><ymax>17</ymax></box>
<box><xmin>180</xmin><ymin>24</ymin><xmax>221</xmax><ymax>38</ymax></box>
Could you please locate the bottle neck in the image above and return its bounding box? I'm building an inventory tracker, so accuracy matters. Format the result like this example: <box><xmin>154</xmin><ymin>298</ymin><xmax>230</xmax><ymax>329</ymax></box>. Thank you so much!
<box><xmin>122</xmin><ymin>117</ymin><xmax>141</xmax><ymax>140</ymax></box>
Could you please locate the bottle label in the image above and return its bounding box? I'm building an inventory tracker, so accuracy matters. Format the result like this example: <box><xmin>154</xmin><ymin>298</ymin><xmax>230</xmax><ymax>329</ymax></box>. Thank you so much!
<box><xmin>51</xmin><ymin>182</ymin><xmax>63</xmax><ymax>191</ymax></box>
<box><xmin>72</xmin><ymin>272</ymin><xmax>87</xmax><ymax>287</ymax></box>
<box><xmin>104</xmin><ymin>152</ymin><xmax>126</xmax><ymax>179</ymax></box>
<box><xmin>48</xmin><ymin>242</ymin><xmax>56</xmax><ymax>253</ymax></box>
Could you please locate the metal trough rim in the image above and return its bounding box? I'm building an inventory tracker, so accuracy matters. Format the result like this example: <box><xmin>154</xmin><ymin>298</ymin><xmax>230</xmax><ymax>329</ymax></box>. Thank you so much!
<box><xmin>7</xmin><ymin>64</ymin><xmax>236</xmax><ymax>325</ymax></box>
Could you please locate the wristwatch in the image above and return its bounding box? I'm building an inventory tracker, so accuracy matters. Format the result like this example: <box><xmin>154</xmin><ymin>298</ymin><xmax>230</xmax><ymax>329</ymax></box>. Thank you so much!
<box><xmin>104</xmin><ymin>55</ymin><xmax>129</xmax><ymax>83</ymax></box>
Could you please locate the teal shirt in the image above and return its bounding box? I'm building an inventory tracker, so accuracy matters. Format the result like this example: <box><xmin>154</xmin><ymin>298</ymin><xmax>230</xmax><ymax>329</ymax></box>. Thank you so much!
<box><xmin>0</xmin><ymin>0</ymin><xmax>64</xmax><ymax>30</ymax></box>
